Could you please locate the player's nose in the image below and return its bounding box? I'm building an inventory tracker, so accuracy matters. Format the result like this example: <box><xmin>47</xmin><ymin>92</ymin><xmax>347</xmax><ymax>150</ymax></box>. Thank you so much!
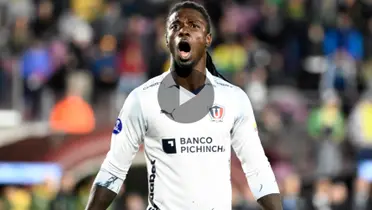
<box><xmin>178</xmin><ymin>26</ymin><xmax>190</xmax><ymax>37</ymax></box>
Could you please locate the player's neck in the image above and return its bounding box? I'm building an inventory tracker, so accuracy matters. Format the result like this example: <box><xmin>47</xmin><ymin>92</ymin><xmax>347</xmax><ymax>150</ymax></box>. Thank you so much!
<box><xmin>171</xmin><ymin>60</ymin><xmax>206</xmax><ymax>92</ymax></box>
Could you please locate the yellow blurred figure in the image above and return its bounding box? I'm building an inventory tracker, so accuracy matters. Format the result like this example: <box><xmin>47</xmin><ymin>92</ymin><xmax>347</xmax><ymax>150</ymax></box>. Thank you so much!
<box><xmin>71</xmin><ymin>0</ymin><xmax>103</xmax><ymax>22</ymax></box>
<box><xmin>212</xmin><ymin>44</ymin><xmax>247</xmax><ymax>73</ymax></box>
<box><xmin>307</xmin><ymin>90</ymin><xmax>345</xmax><ymax>142</ymax></box>
<box><xmin>5</xmin><ymin>187</ymin><xmax>31</xmax><ymax>210</ymax></box>
<box><xmin>360</xmin><ymin>101</ymin><xmax>372</xmax><ymax>140</ymax></box>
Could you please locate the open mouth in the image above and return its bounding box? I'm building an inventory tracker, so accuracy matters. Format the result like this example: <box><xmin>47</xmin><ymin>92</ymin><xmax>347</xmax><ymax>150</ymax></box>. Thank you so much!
<box><xmin>177</xmin><ymin>41</ymin><xmax>191</xmax><ymax>60</ymax></box>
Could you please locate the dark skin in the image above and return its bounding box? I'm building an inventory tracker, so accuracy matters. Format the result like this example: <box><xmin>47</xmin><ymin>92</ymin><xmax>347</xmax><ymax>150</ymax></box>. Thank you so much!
<box><xmin>166</xmin><ymin>8</ymin><xmax>211</xmax><ymax>92</ymax></box>
<box><xmin>85</xmin><ymin>8</ymin><xmax>282</xmax><ymax>210</ymax></box>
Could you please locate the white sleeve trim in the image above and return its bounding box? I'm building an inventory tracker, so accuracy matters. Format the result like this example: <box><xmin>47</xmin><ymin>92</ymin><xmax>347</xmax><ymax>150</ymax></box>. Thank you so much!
<box><xmin>93</xmin><ymin>169</ymin><xmax>124</xmax><ymax>194</ymax></box>
<box><xmin>246</xmin><ymin>163</ymin><xmax>280</xmax><ymax>200</ymax></box>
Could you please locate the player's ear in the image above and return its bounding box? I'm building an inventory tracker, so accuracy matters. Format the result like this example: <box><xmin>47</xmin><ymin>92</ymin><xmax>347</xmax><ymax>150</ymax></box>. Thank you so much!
<box><xmin>206</xmin><ymin>33</ymin><xmax>212</xmax><ymax>48</ymax></box>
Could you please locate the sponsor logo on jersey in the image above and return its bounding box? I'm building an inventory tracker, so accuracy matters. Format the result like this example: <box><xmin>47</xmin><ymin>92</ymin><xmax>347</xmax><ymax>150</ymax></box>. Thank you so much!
<box><xmin>112</xmin><ymin>119</ymin><xmax>122</xmax><ymax>135</ymax></box>
<box><xmin>161</xmin><ymin>137</ymin><xmax>226</xmax><ymax>154</ymax></box>
<box><xmin>209</xmin><ymin>105</ymin><xmax>225</xmax><ymax>122</ymax></box>
<box><xmin>143</xmin><ymin>82</ymin><xmax>160</xmax><ymax>90</ymax></box>
<box><xmin>148</xmin><ymin>159</ymin><xmax>160</xmax><ymax>210</ymax></box>
<box><xmin>180</xmin><ymin>137</ymin><xmax>225</xmax><ymax>153</ymax></box>
<box><xmin>162</xmin><ymin>138</ymin><xmax>177</xmax><ymax>154</ymax></box>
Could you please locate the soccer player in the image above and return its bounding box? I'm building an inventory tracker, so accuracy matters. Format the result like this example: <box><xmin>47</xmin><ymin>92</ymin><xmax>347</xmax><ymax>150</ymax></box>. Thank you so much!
<box><xmin>85</xmin><ymin>1</ymin><xmax>282</xmax><ymax>210</ymax></box>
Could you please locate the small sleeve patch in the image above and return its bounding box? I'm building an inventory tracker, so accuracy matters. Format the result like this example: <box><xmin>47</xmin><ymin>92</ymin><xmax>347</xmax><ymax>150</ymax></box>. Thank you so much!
<box><xmin>113</xmin><ymin>119</ymin><xmax>123</xmax><ymax>134</ymax></box>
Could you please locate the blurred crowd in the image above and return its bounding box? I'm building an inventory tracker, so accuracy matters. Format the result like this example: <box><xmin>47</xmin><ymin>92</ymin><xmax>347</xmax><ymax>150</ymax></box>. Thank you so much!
<box><xmin>1</xmin><ymin>0</ymin><xmax>372</xmax><ymax>209</ymax></box>
<box><xmin>0</xmin><ymin>173</ymin><xmax>147</xmax><ymax>210</ymax></box>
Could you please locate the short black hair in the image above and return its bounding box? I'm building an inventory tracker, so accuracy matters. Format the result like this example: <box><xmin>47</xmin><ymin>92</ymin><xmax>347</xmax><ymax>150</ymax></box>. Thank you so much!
<box><xmin>167</xmin><ymin>1</ymin><xmax>212</xmax><ymax>34</ymax></box>
<box><xmin>166</xmin><ymin>1</ymin><xmax>228</xmax><ymax>82</ymax></box>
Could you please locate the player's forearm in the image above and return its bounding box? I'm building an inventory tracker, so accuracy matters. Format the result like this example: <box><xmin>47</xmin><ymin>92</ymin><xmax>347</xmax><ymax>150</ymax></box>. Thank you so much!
<box><xmin>257</xmin><ymin>193</ymin><xmax>283</xmax><ymax>210</ymax></box>
<box><xmin>85</xmin><ymin>185</ymin><xmax>117</xmax><ymax>210</ymax></box>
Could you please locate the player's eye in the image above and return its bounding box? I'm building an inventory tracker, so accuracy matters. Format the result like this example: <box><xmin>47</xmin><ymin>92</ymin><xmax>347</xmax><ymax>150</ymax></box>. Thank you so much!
<box><xmin>170</xmin><ymin>24</ymin><xmax>179</xmax><ymax>30</ymax></box>
<box><xmin>191</xmin><ymin>23</ymin><xmax>200</xmax><ymax>29</ymax></box>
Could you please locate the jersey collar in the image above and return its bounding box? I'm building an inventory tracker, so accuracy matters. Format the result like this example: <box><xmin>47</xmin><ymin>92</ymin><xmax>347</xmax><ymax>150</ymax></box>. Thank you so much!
<box><xmin>162</xmin><ymin>69</ymin><xmax>216</xmax><ymax>88</ymax></box>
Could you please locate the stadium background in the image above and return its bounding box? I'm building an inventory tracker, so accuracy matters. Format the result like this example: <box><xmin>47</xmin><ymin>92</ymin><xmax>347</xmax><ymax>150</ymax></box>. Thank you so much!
<box><xmin>0</xmin><ymin>0</ymin><xmax>372</xmax><ymax>209</ymax></box>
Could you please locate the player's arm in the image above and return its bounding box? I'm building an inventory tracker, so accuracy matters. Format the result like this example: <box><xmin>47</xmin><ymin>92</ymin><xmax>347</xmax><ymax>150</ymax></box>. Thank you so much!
<box><xmin>231</xmin><ymin>88</ymin><xmax>282</xmax><ymax>210</ymax></box>
<box><xmin>85</xmin><ymin>90</ymin><xmax>146</xmax><ymax>210</ymax></box>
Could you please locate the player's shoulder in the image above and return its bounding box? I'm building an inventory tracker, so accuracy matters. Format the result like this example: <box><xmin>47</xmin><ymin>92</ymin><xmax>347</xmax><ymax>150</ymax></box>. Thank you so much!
<box><xmin>210</xmin><ymin>75</ymin><xmax>235</xmax><ymax>89</ymax></box>
<box><xmin>211</xmin><ymin>75</ymin><xmax>245</xmax><ymax>95</ymax></box>
<box><xmin>140</xmin><ymin>73</ymin><xmax>166</xmax><ymax>91</ymax></box>
<box><xmin>210</xmin><ymin>74</ymin><xmax>251</xmax><ymax>105</ymax></box>
<box><xmin>131</xmin><ymin>72</ymin><xmax>168</xmax><ymax>97</ymax></box>
<box><xmin>124</xmin><ymin>73</ymin><xmax>167</xmax><ymax>110</ymax></box>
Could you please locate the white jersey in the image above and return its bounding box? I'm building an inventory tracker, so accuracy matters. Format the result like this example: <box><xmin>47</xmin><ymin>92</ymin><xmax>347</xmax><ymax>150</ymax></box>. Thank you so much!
<box><xmin>95</xmin><ymin>70</ymin><xmax>279</xmax><ymax>210</ymax></box>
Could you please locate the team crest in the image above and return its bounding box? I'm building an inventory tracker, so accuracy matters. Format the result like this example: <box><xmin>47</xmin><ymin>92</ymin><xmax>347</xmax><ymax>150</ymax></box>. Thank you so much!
<box><xmin>209</xmin><ymin>105</ymin><xmax>225</xmax><ymax>122</ymax></box>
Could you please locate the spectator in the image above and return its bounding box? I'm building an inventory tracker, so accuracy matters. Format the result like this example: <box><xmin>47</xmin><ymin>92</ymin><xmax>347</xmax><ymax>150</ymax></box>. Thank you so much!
<box><xmin>70</xmin><ymin>0</ymin><xmax>104</xmax><ymax>23</ymax></box>
<box><xmin>91</xmin><ymin>34</ymin><xmax>119</xmax><ymax>95</ymax></box>
<box><xmin>124</xmin><ymin>192</ymin><xmax>145</xmax><ymax>210</ymax></box>
<box><xmin>260</xmin><ymin>105</ymin><xmax>283</xmax><ymax>135</ymax></box>
<box><xmin>147</xmin><ymin>16</ymin><xmax>169</xmax><ymax>78</ymax></box>
<box><xmin>308</xmin><ymin>89</ymin><xmax>345</xmax><ymax>178</ymax></box>
<box><xmin>5</xmin><ymin>0</ymin><xmax>34</xmax><ymax>25</ymax></box>
<box><xmin>49</xmin><ymin>71</ymin><xmax>95</xmax><ymax>134</ymax></box>
<box><xmin>49</xmin><ymin>173</ymin><xmax>77</xmax><ymax>210</ymax></box>
<box><xmin>21</xmin><ymin>39</ymin><xmax>53</xmax><ymax>120</ymax></box>
<box><xmin>282</xmin><ymin>173</ymin><xmax>305</xmax><ymax>210</ymax></box>
<box><xmin>363</xmin><ymin>17</ymin><xmax>372</xmax><ymax>59</ymax></box>
<box><xmin>285</xmin><ymin>0</ymin><xmax>308</xmax><ymax>22</ymax></box>
<box><xmin>116</xmin><ymin>16</ymin><xmax>148</xmax><ymax>95</ymax></box>
<box><xmin>31</xmin><ymin>0</ymin><xmax>58</xmax><ymax>39</ymax></box>
<box><xmin>8</xmin><ymin>17</ymin><xmax>32</xmax><ymax>56</ymax></box>
<box><xmin>323</xmin><ymin>12</ymin><xmax>363</xmax><ymax>60</ymax></box>
<box><xmin>307</xmin><ymin>89</ymin><xmax>345</xmax><ymax>142</ymax></box>
<box><xmin>67</xmin><ymin>22</ymin><xmax>93</xmax><ymax>71</ymax></box>
<box><xmin>320</xmin><ymin>49</ymin><xmax>358</xmax><ymax>94</ymax></box>
<box><xmin>361</xmin><ymin>17</ymin><xmax>372</xmax><ymax>89</ymax></box>
<box><xmin>305</xmin><ymin>23</ymin><xmax>325</xmax><ymax>58</ymax></box>
<box><xmin>349</xmin><ymin>91</ymin><xmax>372</xmax><ymax>153</ymax></box>
<box><xmin>46</xmin><ymin>38</ymin><xmax>69</xmax><ymax>100</ymax></box>
<box><xmin>91</xmin><ymin>1</ymin><xmax>125</xmax><ymax>39</ymax></box>
<box><xmin>329</xmin><ymin>182</ymin><xmax>351</xmax><ymax>210</ymax></box>
<box><xmin>212</xmin><ymin>12</ymin><xmax>248</xmax><ymax>80</ymax></box>
<box><xmin>309</xmin><ymin>178</ymin><xmax>332</xmax><ymax>210</ymax></box>
<box><xmin>253</xmin><ymin>1</ymin><xmax>287</xmax><ymax>50</ymax></box>
<box><xmin>352</xmin><ymin>177</ymin><xmax>371</xmax><ymax>210</ymax></box>
<box><xmin>349</xmin><ymin>90</ymin><xmax>372</xmax><ymax>210</ymax></box>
